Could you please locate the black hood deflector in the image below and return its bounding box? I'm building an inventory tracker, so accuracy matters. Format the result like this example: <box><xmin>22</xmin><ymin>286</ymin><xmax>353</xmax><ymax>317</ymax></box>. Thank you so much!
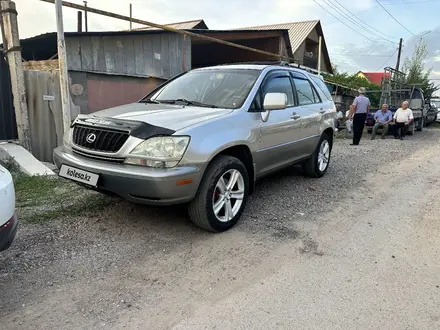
<box><xmin>73</xmin><ymin>116</ymin><xmax>176</xmax><ymax>139</ymax></box>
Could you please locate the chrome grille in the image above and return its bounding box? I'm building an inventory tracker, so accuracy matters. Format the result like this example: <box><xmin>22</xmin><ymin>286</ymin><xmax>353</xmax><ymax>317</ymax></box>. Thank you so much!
<box><xmin>72</xmin><ymin>125</ymin><xmax>129</xmax><ymax>153</ymax></box>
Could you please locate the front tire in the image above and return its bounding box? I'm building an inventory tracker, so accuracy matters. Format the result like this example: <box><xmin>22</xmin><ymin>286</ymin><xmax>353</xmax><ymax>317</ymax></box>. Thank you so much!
<box><xmin>188</xmin><ymin>155</ymin><xmax>249</xmax><ymax>232</ymax></box>
<box><xmin>302</xmin><ymin>133</ymin><xmax>332</xmax><ymax>178</ymax></box>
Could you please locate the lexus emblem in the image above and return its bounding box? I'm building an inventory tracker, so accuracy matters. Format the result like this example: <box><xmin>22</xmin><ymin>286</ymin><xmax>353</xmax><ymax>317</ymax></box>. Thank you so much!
<box><xmin>86</xmin><ymin>133</ymin><xmax>96</xmax><ymax>143</ymax></box>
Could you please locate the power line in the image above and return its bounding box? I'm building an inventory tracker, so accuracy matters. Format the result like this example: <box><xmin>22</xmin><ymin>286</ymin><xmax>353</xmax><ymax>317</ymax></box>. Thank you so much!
<box><xmin>376</xmin><ymin>49</ymin><xmax>398</xmax><ymax>71</ymax></box>
<box><xmin>333</xmin><ymin>0</ymin><xmax>397</xmax><ymax>41</ymax></box>
<box><xmin>382</xmin><ymin>0</ymin><xmax>440</xmax><ymax>4</ymax></box>
<box><xmin>320</xmin><ymin>0</ymin><xmax>395</xmax><ymax>44</ymax></box>
<box><xmin>375</xmin><ymin>0</ymin><xmax>418</xmax><ymax>37</ymax></box>
<box><xmin>327</xmin><ymin>1</ymin><xmax>438</xmax><ymax>26</ymax></box>
<box><xmin>326</xmin><ymin>6</ymin><xmax>378</xmax><ymax>25</ymax></box>
<box><xmin>312</xmin><ymin>0</ymin><xmax>388</xmax><ymax>45</ymax></box>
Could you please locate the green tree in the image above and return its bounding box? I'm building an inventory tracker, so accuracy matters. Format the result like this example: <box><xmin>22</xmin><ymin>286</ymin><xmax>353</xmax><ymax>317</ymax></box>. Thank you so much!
<box><xmin>402</xmin><ymin>40</ymin><xmax>439</xmax><ymax>98</ymax></box>
<box><xmin>322</xmin><ymin>68</ymin><xmax>381</xmax><ymax>107</ymax></box>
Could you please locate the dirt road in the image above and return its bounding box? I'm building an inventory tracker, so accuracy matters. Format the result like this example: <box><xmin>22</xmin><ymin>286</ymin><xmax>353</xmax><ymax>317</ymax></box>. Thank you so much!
<box><xmin>1</xmin><ymin>130</ymin><xmax>440</xmax><ymax>330</ymax></box>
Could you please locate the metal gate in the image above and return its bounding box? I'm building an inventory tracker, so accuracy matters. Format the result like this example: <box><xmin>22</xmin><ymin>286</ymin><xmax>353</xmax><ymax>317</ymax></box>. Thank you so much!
<box><xmin>0</xmin><ymin>52</ymin><xmax>17</xmax><ymax>141</ymax></box>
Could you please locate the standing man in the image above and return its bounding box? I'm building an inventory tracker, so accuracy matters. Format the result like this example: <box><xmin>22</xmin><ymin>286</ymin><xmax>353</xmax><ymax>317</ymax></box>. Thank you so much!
<box><xmin>349</xmin><ymin>87</ymin><xmax>370</xmax><ymax>145</ymax></box>
<box><xmin>371</xmin><ymin>104</ymin><xmax>393</xmax><ymax>140</ymax></box>
<box><xmin>393</xmin><ymin>101</ymin><xmax>414</xmax><ymax>140</ymax></box>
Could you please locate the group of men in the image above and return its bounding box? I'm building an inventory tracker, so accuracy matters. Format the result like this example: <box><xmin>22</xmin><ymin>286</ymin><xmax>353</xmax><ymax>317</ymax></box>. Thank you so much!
<box><xmin>335</xmin><ymin>87</ymin><xmax>414</xmax><ymax>145</ymax></box>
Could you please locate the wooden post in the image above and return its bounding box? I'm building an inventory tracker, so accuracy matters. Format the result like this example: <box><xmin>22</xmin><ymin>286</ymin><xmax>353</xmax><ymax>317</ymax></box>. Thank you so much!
<box><xmin>129</xmin><ymin>3</ymin><xmax>132</xmax><ymax>31</ymax></box>
<box><xmin>0</xmin><ymin>0</ymin><xmax>32</xmax><ymax>151</ymax></box>
<box><xmin>396</xmin><ymin>38</ymin><xmax>403</xmax><ymax>72</ymax></box>
<box><xmin>317</xmin><ymin>36</ymin><xmax>322</xmax><ymax>75</ymax></box>
<box><xmin>77</xmin><ymin>10</ymin><xmax>82</xmax><ymax>32</ymax></box>
<box><xmin>182</xmin><ymin>34</ymin><xmax>187</xmax><ymax>72</ymax></box>
<box><xmin>55</xmin><ymin>0</ymin><xmax>71</xmax><ymax>132</ymax></box>
<box><xmin>83</xmin><ymin>1</ymin><xmax>88</xmax><ymax>32</ymax></box>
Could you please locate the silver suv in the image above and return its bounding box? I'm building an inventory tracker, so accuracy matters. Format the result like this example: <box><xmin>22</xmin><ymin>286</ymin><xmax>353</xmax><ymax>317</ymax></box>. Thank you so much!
<box><xmin>54</xmin><ymin>63</ymin><xmax>336</xmax><ymax>232</ymax></box>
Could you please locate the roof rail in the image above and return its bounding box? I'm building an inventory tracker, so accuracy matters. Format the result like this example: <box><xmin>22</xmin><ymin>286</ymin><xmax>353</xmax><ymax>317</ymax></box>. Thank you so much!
<box><xmin>219</xmin><ymin>61</ymin><xmax>322</xmax><ymax>75</ymax></box>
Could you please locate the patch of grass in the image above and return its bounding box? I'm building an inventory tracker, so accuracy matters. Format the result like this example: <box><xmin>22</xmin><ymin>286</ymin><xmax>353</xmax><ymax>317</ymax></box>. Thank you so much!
<box><xmin>13</xmin><ymin>174</ymin><xmax>114</xmax><ymax>224</ymax></box>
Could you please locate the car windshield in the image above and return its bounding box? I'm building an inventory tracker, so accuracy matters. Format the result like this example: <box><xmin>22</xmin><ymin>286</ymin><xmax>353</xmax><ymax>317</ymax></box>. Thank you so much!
<box><xmin>149</xmin><ymin>69</ymin><xmax>261</xmax><ymax>109</ymax></box>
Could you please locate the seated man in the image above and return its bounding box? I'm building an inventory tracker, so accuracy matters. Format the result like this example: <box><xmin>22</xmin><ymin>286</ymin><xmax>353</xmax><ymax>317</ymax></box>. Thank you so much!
<box><xmin>345</xmin><ymin>109</ymin><xmax>353</xmax><ymax>133</ymax></box>
<box><xmin>371</xmin><ymin>104</ymin><xmax>393</xmax><ymax>140</ymax></box>
<box><xmin>393</xmin><ymin>100</ymin><xmax>414</xmax><ymax>140</ymax></box>
<box><xmin>335</xmin><ymin>103</ymin><xmax>343</xmax><ymax>131</ymax></box>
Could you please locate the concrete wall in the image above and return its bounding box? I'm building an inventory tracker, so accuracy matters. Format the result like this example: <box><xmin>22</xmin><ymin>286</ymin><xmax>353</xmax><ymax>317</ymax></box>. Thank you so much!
<box><xmin>65</xmin><ymin>33</ymin><xmax>191</xmax><ymax>80</ymax></box>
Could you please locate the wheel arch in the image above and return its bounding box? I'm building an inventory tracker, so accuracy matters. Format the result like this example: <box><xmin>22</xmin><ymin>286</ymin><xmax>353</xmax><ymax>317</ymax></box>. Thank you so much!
<box><xmin>323</xmin><ymin>127</ymin><xmax>334</xmax><ymax>148</ymax></box>
<box><xmin>206</xmin><ymin>145</ymin><xmax>255</xmax><ymax>195</ymax></box>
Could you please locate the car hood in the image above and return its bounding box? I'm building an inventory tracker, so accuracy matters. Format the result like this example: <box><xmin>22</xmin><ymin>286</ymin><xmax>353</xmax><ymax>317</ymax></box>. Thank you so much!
<box><xmin>91</xmin><ymin>102</ymin><xmax>233</xmax><ymax>131</ymax></box>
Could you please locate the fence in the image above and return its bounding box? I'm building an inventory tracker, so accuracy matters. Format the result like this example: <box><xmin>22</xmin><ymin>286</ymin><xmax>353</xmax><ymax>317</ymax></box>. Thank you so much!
<box><xmin>24</xmin><ymin>70</ymin><xmax>79</xmax><ymax>162</ymax></box>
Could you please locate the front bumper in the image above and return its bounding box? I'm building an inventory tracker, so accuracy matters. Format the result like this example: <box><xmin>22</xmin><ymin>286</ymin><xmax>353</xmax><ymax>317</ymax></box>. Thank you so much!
<box><xmin>53</xmin><ymin>146</ymin><xmax>203</xmax><ymax>206</ymax></box>
<box><xmin>0</xmin><ymin>213</ymin><xmax>19</xmax><ymax>252</ymax></box>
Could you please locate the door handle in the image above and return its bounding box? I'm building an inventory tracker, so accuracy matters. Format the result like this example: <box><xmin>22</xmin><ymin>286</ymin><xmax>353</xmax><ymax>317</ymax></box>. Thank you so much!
<box><xmin>291</xmin><ymin>114</ymin><xmax>301</xmax><ymax>120</ymax></box>
<box><xmin>319</xmin><ymin>109</ymin><xmax>326</xmax><ymax>114</ymax></box>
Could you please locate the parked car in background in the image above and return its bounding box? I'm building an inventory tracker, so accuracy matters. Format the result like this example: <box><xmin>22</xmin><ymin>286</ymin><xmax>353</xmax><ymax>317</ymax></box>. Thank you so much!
<box><xmin>54</xmin><ymin>62</ymin><xmax>336</xmax><ymax>232</ymax></box>
<box><xmin>432</xmin><ymin>98</ymin><xmax>440</xmax><ymax>122</ymax></box>
<box><xmin>0</xmin><ymin>165</ymin><xmax>18</xmax><ymax>251</ymax></box>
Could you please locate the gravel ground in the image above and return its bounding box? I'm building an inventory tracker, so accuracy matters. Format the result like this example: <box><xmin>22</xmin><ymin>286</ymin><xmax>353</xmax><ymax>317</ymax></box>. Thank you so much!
<box><xmin>1</xmin><ymin>129</ymin><xmax>440</xmax><ymax>329</ymax></box>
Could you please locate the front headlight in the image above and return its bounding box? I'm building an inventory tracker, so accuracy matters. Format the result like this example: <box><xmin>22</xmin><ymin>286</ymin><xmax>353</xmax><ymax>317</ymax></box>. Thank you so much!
<box><xmin>124</xmin><ymin>136</ymin><xmax>190</xmax><ymax>168</ymax></box>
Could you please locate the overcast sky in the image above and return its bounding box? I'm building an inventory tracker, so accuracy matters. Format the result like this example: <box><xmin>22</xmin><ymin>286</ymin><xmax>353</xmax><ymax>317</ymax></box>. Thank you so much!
<box><xmin>6</xmin><ymin>0</ymin><xmax>440</xmax><ymax>82</ymax></box>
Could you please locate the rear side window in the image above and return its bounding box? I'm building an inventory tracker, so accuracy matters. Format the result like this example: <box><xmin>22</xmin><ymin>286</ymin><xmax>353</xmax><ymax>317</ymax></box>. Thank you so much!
<box><xmin>264</xmin><ymin>77</ymin><xmax>295</xmax><ymax>106</ymax></box>
<box><xmin>292</xmin><ymin>78</ymin><xmax>317</xmax><ymax>105</ymax></box>
<box><xmin>310</xmin><ymin>75</ymin><xmax>333</xmax><ymax>101</ymax></box>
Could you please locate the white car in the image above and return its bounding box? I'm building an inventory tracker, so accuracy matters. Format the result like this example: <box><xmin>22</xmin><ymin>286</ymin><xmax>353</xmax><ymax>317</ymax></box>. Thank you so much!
<box><xmin>0</xmin><ymin>165</ymin><xmax>18</xmax><ymax>251</ymax></box>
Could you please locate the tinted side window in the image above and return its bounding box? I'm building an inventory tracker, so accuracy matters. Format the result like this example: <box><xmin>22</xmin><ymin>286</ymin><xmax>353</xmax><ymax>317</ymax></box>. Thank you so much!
<box><xmin>292</xmin><ymin>78</ymin><xmax>316</xmax><ymax>105</ymax></box>
<box><xmin>310</xmin><ymin>75</ymin><xmax>333</xmax><ymax>101</ymax></box>
<box><xmin>264</xmin><ymin>77</ymin><xmax>294</xmax><ymax>106</ymax></box>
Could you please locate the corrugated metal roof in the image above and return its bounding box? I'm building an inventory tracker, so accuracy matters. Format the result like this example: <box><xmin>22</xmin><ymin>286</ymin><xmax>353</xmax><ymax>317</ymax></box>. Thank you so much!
<box><xmin>237</xmin><ymin>20</ymin><xmax>319</xmax><ymax>53</ymax></box>
<box><xmin>126</xmin><ymin>19</ymin><xmax>206</xmax><ymax>31</ymax></box>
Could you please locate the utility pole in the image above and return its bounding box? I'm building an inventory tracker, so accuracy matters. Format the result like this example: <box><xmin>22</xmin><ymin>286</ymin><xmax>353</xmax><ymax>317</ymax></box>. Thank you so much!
<box><xmin>317</xmin><ymin>36</ymin><xmax>322</xmax><ymax>75</ymax></box>
<box><xmin>77</xmin><ymin>10</ymin><xmax>82</xmax><ymax>32</ymax></box>
<box><xmin>396</xmin><ymin>38</ymin><xmax>403</xmax><ymax>72</ymax></box>
<box><xmin>55</xmin><ymin>0</ymin><xmax>71</xmax><ymax>132</ymax></box>
<box><xmin>0</xmin><ymin>0</ymin><xmax>32</xmax><ymax>151</ymax></box>
<box><xmin>129</xmin><ymin>3</ymin><xmax>132</xmax><ymax>31</ymax></box>
<box><xmin>83</xmin><ymin>1</ymin><xmax>88</xmax><ymax>32</ymax></box>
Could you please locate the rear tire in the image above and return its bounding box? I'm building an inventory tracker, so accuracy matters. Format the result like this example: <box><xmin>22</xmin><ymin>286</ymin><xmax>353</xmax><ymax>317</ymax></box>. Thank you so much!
<box><xmin>408</xmin><ymin>121</ymin><xmax>415</xmax><ymax>135</ymax></box>
<box><xmin>302</xmin><ymin>133</ymin><xmax>332</xmax><ymax>178</ymax></box>
<box><xmin>188</xmin><ymin>155</ymin><xmax>249</xmax><ymax>232</ymax></box>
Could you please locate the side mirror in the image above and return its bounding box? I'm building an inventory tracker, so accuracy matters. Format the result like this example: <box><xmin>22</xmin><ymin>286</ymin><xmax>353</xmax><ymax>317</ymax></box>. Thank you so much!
<box><xmin>263</xmin><ymin>93</ymin><xmax>287</xmax><ymax>111</ymax></box>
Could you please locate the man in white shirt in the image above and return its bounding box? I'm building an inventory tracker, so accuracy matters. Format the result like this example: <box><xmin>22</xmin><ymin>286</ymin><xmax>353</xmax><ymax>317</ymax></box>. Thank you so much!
<box><xmin>393</xmin><ymin>100</ymin><xmax>414</xmax><ymax>140</ymax></box>
<box><xmin>335</xmin><ymin>103</ymin><xmax>343</xmax><ymax>131</ymax></box>
<box><xmin>345</xmin><ymin>110</ymin><xmax>353</xmax><ymax>133</ymax></box>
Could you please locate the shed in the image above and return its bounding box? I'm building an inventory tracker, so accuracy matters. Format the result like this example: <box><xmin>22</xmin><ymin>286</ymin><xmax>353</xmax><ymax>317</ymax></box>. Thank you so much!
<box><xmin>237</xmin><ymin>20</ymin><xmax>333</xmax><ymax>74</ymax></box>
<box><xmin>19</xmin><ymin>28</ymin><xmax>292</xmax><ymax>113</ymax></box>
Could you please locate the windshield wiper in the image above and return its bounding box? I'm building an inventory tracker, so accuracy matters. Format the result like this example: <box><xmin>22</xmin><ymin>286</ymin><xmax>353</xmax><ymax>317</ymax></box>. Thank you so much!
<box><xmin>139</xmin><ymin>98</ymin><xmax>160</xmax><ymax>104</ymax></box>
<box><xmin>159</xmin><ymin>98</ymin><xmax>219</xmax><ymax>108</ymax></box>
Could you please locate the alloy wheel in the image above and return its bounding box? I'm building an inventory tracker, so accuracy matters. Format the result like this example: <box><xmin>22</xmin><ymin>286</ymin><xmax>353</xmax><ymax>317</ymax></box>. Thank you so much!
<box><xmin>212</xmin><ymin>169</ymin><xmax>245</xmax><ymax>222</ymax></box>
<box><xmin>317</xmin><ymin>140</ymin><xmax>330</xmax><ymax>172</ymax></box>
